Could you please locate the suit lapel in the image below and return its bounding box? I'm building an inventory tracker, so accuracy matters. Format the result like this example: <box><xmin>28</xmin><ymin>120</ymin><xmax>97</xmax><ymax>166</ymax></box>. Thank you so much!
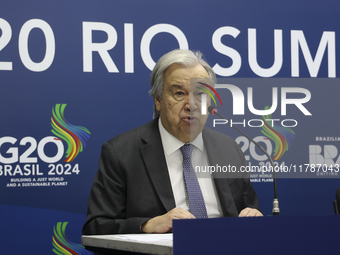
<box><xmin>139</xmin><ymin>122</ymin><xmax>239</xmax><ymax>216</ymax></box>
<box><xmin>203</xmin><ymin>129</ymin><xmax>239</xmax><ymax>217</ymax></box>
<box><xmin>139</xmin><ymin>119</ymin><xmax>176</xmax><ymax>212</ymax></box>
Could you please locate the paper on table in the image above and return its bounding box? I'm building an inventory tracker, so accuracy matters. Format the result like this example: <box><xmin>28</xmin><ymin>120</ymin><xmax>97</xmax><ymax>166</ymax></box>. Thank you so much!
<box><xmin>107</xmin><ymin>233</ymin><xmax>173</xmax><ymax>243</ymax></box>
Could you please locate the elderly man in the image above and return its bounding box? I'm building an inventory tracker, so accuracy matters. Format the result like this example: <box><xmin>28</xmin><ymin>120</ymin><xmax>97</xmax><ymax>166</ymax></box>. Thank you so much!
<box><xmin>82</xmin><ymin>49</ymin><xmax>262</xmax><ymax>235</ymax></box>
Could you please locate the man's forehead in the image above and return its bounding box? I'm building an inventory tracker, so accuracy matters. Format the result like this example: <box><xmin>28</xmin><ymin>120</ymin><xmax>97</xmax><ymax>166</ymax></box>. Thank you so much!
<box><xmin>165</xmin><ymin>63</ymin><xmax>209</xmax><ymax>78</ymax></box>
<box><xmin>168</xmin><ymin>84</ymin><xmax>185</xmax><ymax>90</ymax></box>
<box><xmin>166</xmin><ymin>83</ymin><xmax>213</xmax><ymax>93</ymax></box>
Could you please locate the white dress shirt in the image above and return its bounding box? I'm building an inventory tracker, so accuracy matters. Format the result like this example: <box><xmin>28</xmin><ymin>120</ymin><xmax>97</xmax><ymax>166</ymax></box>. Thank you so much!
<box><xmin>158</xmin><ymin>118</ymin><xmax>222</xmax><ymax>218</ymax></box>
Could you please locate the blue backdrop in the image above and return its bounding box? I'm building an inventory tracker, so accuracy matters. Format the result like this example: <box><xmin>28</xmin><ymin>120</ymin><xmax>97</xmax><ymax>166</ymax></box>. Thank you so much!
<box><xmin>1</xmin><ymin>0</ymin><xmax>339</xmax><ymax>253</ymax></box>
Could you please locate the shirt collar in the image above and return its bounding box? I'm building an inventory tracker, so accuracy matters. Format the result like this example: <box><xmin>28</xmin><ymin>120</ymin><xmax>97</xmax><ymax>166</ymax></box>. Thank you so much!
<box><xmin>158</xmin><ymin>118</ymin><xmax>204</xmax><ymax>156</ymax></box>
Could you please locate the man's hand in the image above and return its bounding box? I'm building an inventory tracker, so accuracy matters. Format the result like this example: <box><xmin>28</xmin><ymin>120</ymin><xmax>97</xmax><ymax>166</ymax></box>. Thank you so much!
<box><xmin>141</xmin><ymin>207</ymin><xmax>195</xmax><ymax>233</ymax></box>
<box><xmin>238</xmin><ymin>207</ymin><xmax>263</xmax><ymax>217</ymax></box>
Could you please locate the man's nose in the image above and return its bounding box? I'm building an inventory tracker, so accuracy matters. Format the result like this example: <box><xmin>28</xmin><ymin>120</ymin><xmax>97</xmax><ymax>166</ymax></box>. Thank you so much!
<box><xmin>185</xmin><ymin>95</ymin><xmax>198</xmax><ymax>111</ymax></box>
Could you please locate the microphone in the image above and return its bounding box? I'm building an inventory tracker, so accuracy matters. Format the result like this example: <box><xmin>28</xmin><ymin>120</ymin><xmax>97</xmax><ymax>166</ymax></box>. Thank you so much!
<box><xmin>334</xmin><ymin>188</ymin><xmax>340</xmax><ymax>214</ymax></box>
<box><xmin>208</xmin><ymin>105</ymin><xmax>280</xmax><ymax>216</ymax></box>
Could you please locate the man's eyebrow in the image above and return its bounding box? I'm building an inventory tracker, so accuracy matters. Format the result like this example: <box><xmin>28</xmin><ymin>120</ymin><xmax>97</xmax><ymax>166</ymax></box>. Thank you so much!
<box><xmin>168</xmin><ymin>84</ymin><xmax>184</xmax><ymax>90</ymax></box>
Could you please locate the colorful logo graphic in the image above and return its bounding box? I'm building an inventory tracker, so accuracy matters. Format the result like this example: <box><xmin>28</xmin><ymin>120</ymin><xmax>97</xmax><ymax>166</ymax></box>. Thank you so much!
<box><xmin>197</xmin><ymin>82</ymin><xmax>223</xmax><ymax>106</ymax></box>
<box><xmin>51</xmin><ymin>104</ymin><xmax>91</xmax><ymax>162</ymax></box>
<box><xmin>52</xmin><ymin>222</ymin><xmax>92</xmax><ymax>255</ymax></box>
<box><xmin>261</xmin><ymin>106</ymin><xmax>295</xmax><ymax>160</ymax></box>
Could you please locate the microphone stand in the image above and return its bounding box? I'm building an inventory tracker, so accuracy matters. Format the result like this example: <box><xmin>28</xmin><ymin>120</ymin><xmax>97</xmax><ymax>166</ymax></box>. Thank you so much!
<box><xmin>209</xmin><ymin>106</ymin><xmax>280</xmax><ymax>216</ymax></box>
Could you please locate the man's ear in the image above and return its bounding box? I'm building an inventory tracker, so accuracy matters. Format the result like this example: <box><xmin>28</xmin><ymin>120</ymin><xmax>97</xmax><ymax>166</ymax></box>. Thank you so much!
<box><xmin>154</xmin><ymin>97</ymin><xmax>161</xmax><ymax>112</ymax></box>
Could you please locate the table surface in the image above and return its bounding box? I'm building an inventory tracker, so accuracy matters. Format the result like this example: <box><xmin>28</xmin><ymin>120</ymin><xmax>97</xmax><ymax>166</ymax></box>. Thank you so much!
<box><xmin>82</xmin><ymin>233</ymin><xmax>173</xmax><ymax>255</ymax></box>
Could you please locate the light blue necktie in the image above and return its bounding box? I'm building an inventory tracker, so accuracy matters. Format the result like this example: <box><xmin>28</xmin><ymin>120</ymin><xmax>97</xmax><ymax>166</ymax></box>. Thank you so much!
<box><xmin>180</xmin><ymin>144</ymin><xmax>208</xmax><ymax>218</ymax></box>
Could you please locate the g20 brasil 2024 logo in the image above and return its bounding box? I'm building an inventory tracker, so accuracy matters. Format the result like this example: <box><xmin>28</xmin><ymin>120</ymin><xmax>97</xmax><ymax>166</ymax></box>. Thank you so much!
<box><xmin>0</xmin><ymin>103</ymin><xmax>91</xmax><ymax>177</ymax></box>
<box><xmin>51</xmin><ymin>104</ymin><xmax>91</xmax><ymax>162</ymax></box>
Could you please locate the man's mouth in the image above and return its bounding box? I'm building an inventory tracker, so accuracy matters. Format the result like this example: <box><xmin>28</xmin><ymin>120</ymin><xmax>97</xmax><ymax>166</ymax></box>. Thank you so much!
<box><xmin>183</xmin><ymin>115</ymin><xmax>199</xmax><ymax>123</ymax></box>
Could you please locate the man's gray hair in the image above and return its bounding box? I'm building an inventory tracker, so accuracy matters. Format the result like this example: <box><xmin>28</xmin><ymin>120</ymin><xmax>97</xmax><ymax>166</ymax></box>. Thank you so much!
<box><xmin>149</xmin><ymin>49</ymin><xmax>216</xmax><ymax>118</ymax></box>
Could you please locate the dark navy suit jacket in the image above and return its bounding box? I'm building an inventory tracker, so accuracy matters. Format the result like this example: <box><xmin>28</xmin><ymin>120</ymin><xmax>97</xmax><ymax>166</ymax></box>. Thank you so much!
<box><xmin>82</xmin><ymin>118</ymin><xmax>260</xmax><ymax>234</ymax></box>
